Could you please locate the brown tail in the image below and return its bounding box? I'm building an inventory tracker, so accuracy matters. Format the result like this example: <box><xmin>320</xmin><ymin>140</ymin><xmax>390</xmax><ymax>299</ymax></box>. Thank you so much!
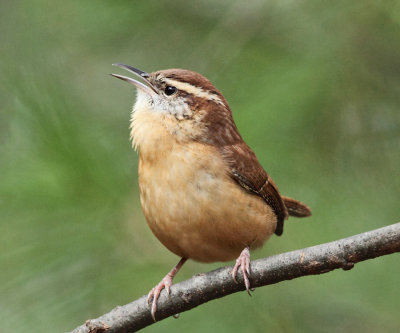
<box><xmin>282</xmin><ymin>196</ymin><xmax>311</xmax><ymax>218</ymax></box>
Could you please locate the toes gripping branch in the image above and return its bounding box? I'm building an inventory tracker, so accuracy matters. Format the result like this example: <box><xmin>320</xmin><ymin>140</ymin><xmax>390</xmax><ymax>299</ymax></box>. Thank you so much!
<box><xmin>147</xmin><ymin>258</ymin><xmax>187</xmax><ymax>321</ymax></box>
<box><xmin>231</xmin><ymin>246</ymin><xmax>252</xmax><ymax>295</ymax></box>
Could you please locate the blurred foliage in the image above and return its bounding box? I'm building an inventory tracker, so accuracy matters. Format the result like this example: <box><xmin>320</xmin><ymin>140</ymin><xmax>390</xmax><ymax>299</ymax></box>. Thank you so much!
<box><xmin>1</xmin><ymin>1</ymin><xmax>400</xmax><ymax>332</ymax></box>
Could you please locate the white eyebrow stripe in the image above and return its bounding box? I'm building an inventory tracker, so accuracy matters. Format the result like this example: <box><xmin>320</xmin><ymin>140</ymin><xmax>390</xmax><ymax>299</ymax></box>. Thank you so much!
<box><xmin>163</xmin><ymin>78</ymin><xmax>224</xmax><ymax>105</ymax></box>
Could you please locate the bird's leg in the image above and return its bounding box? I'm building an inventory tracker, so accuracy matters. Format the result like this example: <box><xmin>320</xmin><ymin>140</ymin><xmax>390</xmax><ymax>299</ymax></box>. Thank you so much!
<box><xmin>147</xmin><ymin>257</ymin><xmax>187</xmax><ymax>321</ymax></box>
<box><xmin>231</xmin><ymin>246</ymin><xmax>252</xmax><ymax>295</ymax></box>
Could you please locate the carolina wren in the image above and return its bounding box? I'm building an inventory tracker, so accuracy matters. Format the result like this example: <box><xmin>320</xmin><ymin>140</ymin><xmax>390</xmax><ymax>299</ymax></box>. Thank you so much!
<box><xmin>111</xmin><ymin>64</ymin><xmax>311</xmax><ymax>320</ymax></box>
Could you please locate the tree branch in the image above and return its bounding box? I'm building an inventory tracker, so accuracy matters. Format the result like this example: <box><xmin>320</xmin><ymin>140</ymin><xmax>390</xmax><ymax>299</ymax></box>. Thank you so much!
<box><xmin>69</xmin><ymin>222</ymin><xmax>400</xmax><ymax>333</ymax></box>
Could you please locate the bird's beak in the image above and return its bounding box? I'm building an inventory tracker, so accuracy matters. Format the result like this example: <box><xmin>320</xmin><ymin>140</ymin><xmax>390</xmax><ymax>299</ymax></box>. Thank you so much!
<box><xmin>111</xmin><ymin>63</ymin><xmax>158</xmax><ymax>95</ymax></box>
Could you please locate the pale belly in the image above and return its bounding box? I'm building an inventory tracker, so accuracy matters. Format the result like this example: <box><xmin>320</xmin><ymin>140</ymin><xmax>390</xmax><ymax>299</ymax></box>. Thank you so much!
<box><xmin>138</xmin><ymin>143</ymin><xmax>277</xmax><ymax>263</ymax></box>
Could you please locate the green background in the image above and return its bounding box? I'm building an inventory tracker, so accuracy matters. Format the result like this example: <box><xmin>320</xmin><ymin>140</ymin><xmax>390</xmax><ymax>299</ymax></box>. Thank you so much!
<box><xmin>1</xmin><ymin>1</ymin><xmax>399</xmax><ymax>332</ymax></box>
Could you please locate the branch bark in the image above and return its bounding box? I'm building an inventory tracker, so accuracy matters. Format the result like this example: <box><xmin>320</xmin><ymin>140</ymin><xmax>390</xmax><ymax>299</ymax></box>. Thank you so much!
<box><xmin>69</xmin><ymin>222</ymin><xmax>400</xmax><ymax>333</ymax></box>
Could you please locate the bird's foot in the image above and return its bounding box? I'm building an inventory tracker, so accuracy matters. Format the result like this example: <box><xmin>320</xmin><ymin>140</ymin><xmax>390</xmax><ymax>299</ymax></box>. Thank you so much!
<box><xmin>147</xmin><ymin>273</ymin><xmax>173</xmax><ymax>321</ymax></box>
<box><xmin>231</xmin><ymin>246</ymin><xmax>252</xmax><ymax>295</ymax></box>
<box><xmin>147</xmin><ymin>258</ymin><xmax>187</xmax><ymax>322</ymax></box>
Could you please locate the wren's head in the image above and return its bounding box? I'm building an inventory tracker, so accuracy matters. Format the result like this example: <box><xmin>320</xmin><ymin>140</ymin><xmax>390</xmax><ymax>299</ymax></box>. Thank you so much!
<box><xmin>111</xmin><ymin>64</ymin><xmax>242</xmax><ymax>150</ymax></box>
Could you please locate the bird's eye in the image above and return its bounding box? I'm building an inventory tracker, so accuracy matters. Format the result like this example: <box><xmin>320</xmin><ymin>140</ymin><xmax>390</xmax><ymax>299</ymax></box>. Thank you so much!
<box><xmin>164</xmin><ymin>86</ymin><xmax>177</xmax><ymax>96</ymax></box>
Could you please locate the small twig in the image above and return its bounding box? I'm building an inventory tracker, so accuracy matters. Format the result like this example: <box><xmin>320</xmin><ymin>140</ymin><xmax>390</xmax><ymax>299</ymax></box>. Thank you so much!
<box><xmin>68</xmin><ymin>222</ymin><xmax>400</xmax><ymax>333</ymax></box>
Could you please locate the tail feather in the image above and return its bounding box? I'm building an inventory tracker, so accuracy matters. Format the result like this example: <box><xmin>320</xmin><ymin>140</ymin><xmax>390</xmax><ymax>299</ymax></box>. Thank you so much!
<box><xmin>282</xmin><ymin>196</ymin><xmax>311</xmax><ymax>218</ymax></box>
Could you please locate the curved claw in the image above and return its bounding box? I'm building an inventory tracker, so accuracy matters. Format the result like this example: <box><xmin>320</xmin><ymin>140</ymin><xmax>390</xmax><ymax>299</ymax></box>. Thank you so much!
<box><xmin>231</xmin><ymin>247</ymin><xmax>252</xmax><ymax>295</ymax></box>
<box><xmin>146</xmin><ymin>258</ymin><xmax>187</xmax><ymax>322</ymax></box>
<box><xmin>147</xmin><ymin>275</ymin><xmax>173</xmax><ymax>321</ymax></box>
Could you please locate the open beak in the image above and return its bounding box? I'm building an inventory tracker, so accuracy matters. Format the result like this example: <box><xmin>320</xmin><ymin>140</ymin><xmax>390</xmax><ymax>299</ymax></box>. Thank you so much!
<box><xmin>111</xmin><ymin>63</ymin><xmax>158</xmax><ymax>95</ymax></box>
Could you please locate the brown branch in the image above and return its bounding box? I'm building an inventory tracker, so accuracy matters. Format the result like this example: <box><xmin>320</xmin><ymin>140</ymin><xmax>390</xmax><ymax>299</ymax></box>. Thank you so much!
<box><xmin>69</xmin><ymin>222</ymin><xmax>400</xmax><ymax>333</ymax></box>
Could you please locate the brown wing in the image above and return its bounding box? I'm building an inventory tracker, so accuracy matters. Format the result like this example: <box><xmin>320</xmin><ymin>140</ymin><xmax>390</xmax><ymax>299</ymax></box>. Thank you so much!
<box><xmin>221</xmin><ymin>142</ymin><xmax>288</xmax><ymax>236</ymax></box>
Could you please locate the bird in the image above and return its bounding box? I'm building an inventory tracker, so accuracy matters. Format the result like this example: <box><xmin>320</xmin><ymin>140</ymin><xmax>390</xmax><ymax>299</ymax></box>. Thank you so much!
<box><xmin>111</xmin><ymin>64</ymin><xmax>311</xmax><ymax>321</ymax></box>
